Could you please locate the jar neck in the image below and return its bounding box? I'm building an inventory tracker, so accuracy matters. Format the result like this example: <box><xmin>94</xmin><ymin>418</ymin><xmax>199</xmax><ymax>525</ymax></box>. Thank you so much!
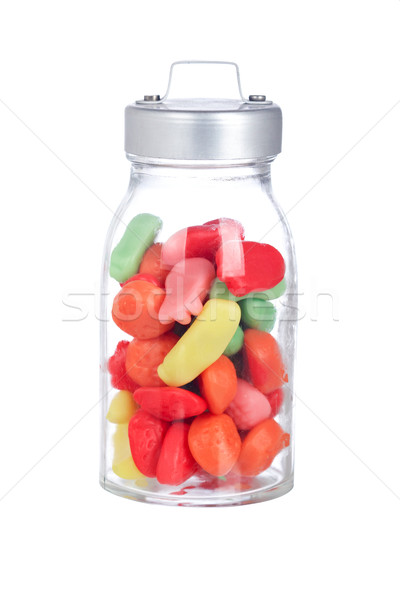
<box><xmin>126</xmin><ymin>155</ymin><xmax>274</xmax><ymax>180</ymax></box>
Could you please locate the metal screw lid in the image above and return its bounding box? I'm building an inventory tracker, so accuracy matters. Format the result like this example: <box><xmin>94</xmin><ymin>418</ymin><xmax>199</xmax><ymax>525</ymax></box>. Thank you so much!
<box><xmin>125</xmin><ymin>62</ymin><xmax>282</xmax><ymax>161</ymax></box>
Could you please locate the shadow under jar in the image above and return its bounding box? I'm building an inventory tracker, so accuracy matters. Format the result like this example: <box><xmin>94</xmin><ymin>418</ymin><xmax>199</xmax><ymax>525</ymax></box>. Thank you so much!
<box><xmin>100</xmin><ymin>64</ymin><xmax>297</xmax><ymax>506</ymax></box>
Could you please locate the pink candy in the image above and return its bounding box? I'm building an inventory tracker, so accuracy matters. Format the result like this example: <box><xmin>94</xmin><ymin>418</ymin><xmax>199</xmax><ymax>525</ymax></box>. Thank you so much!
<box><xmin>225</xmin><ymin>378</ymin><xmax>272</xmax><ymax>431</ymax></box>
<box><xmin>158</xmin><ymin>258</ymin><xmax>215</xmax><ymax>325</ymax></box>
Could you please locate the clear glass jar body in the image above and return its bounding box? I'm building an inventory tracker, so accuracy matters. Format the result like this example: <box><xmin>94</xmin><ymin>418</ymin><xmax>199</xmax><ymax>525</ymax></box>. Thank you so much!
<box><xmin>100</xmin><ymin>156</ymin><xmax>297</xmax><ymax>506</ymax></box>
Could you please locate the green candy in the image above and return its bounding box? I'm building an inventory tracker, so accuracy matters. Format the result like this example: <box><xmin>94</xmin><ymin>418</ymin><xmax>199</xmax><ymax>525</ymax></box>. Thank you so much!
<box><xmin>223</xmin><ymin>325</ymin><xmax>244</xmax><ymax>356</ymax></box>
<box><xmin>209</xmin><ymin>277</ymin><xmax>286</xmax><ymax>302</ymax></box>
<box><xmin>260</xmin><ymin>278</ymin><xmax>286</xmax><ymax>301</ymax></box>
<box><xmin>109</xmin><ymin>213</ymin><xmax>162</xmax><ymax>283</ymax></box>
<box><xmin>239</xmin><ymin>297</ymin><xmax>277</xmax><ymax>332</ymax></box>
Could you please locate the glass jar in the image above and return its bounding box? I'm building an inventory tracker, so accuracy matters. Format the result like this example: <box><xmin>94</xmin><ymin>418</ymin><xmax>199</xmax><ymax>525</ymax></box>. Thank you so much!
<box><xmin>99</xmin><ymin>62</ymin><xmax>297</xmax><ymax>506</ymax></box>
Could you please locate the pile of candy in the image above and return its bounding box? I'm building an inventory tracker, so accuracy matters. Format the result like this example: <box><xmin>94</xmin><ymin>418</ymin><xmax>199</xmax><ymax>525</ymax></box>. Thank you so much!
<box><xmin>106</xmin><ymin>213</ymin><xmax>290</xmax><ymax>489</ymax></box>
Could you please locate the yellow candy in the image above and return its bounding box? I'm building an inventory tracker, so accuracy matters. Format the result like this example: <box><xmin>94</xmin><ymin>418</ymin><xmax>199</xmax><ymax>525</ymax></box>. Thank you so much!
<box><xmin>106</xmin><ymin>390</ymin><xmax>138</xmax><ymax>424</ymax></box>
<box><xmin>158</xmin><ymin>299</ymin><xmax>241</xmax><ymax>387</ymax></box>
<box><xmin>113</xmin><ymin>457</ymin><xmax>141</xmax><ymax>480</ymax></box>
<box><xmin>112</xmin><ymin>424</ymin><xmax>146</xmax><ymax>482</ymax></box>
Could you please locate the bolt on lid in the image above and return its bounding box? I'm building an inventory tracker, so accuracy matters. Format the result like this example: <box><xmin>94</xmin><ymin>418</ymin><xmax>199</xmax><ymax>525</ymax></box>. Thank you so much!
<box><xmin>125</xmin><ymin>61</ymin><xmax>282</xmax><ymax>161</ymax></box>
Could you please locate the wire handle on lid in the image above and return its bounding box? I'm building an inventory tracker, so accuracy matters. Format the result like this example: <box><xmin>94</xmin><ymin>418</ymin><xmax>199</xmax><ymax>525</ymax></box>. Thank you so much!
<box><xmin>136</xmin><ymin>61</ymin><xmax>272</xmax><ymax>105</ymax></box>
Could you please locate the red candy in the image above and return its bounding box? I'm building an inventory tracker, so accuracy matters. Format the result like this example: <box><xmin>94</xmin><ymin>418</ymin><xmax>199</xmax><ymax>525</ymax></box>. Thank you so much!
<box><xmin>216</xmin><ymin>241</ymin><xmax>285</xmax><ymax>296</ymax></box>
<box><xmin>112</xmin><ymin>280</ymin><xmax>174</xmax><ymax>339</ymax></box>
<box><xmin>156</xmin><ymin>423</ymin><xmax>197</xmax><ymax>485</ymax></box>
<box><xmin>198</xmin><ymin>355</ymin><xmax>237</xmax><ymax>415</ymax></box>
<box><xmin>139</xmin><ymin>243</ymin><xmax>171</xmax><ymax>287</ymax></box>
<box><xmin>244</xmin><ymin>329</ymin><xmax>288</xmax><ymax>395</ymax></box>
<box><xmin>125</xmin><ymin>332</ymin><xmax>179</xmax><ymax>387</ymax></box>
<box><xmin>267</xmin><ymin>388</ymin><xmax>284</xmax><ymax>418</ymax></box>
<box><xmin>120</xmin><ymin>273</ymin><xmax>161</xmax><ymax>288</ymax></box>
<box><xmin>108</xmin><ymin>340</ymin><xmax>140</xmax><ymax>393</ymax></box>
<box><xmin>188</xmin><ymin>413</ymin><xmax>241</xmax><ymax>476</ymax></box>
<box><xmin>128</xmin><ymin>409</ymin><xmax>169</xmax><ymax>477</ymax></box>
<box><xmin>162</xmin><ymin>218</ymin><xmax>244</xmax><ymax>265</ymax></box>
<box><xmin>233</xmin><ymin>418</ymin><xmax>290</xmax><ymax>476</ymax></box>
<box><xmin>133</xmin><ymin>387</ymin><xmax>207</xmax><ymax>421</ymax></box>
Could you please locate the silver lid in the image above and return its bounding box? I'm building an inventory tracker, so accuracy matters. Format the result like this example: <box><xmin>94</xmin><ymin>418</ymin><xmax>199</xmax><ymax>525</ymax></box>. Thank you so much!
<box><xmin>125</xmin><ymin>62</ymin><xmax>282</xmax><ymax>161</ymax></box>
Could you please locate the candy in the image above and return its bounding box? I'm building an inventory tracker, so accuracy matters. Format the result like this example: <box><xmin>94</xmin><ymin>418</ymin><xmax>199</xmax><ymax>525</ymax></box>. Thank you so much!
<box><xmin>128</xmin><ymin>410</ymin><xmax>169</xmax><ymax>478</ymax></box>
<box><xmin>139</xmin><ymin>243</ymin><xmax>171</xmax><ymax>287</ymax></box>
<box><xmin>108</xmin><ymin>215</ymin><xmax>293</xmax><ymax>491</ymax></box>
<box><xmin>162</xmin><ymin>218</ymin><xmax>244</xmax><ymax>265</ymax></box>
<box><xmin>188</xmin><ymin>413</ymin><xmax>241</xmax><ymax>476</ymax></box>
<box><xmin>209</xmin><ymin>277</ymin><xmax>286</xmax><ymax>302</ymax></box>
<box><xmin>112</xmin><ymin>280</ymin><xmax>174</xmax><ymax>339</ymax></box>
<box><xmin>263</xmin><ymin>278</ymin><xmax>286</xmax><ymax>300</ymax></box>
<box><xmin>206</xmin><ymin>219</ymin><xmax>245</xmax><ymax>277</ymax></box>
<box><xmin>110</xmin><ymin>213</ymin><xmax>162</xmax><ymax>283</ymax></box>
<box><xmin>125</xmin><ymin>332</ymin><xmax>179</xmax><ymax>387</ymax></box>
<box><xmin>215</xmin><ymin>241</ymin><xmax>285</xmax><ymax>296</ymax></box>
<box><xmin>157</xmin><ymin>299</ymin><xmax>241</xmax><ymax>387</ymax></box>
<box><xmin>267</xmin><ymin>388</ymin><xmax>284</xmax><ymax>418</ymax></box>
<box><xmin>156</xmin><ymin>423</ymin><xmax>197</xmax><ymax>485</ymax></box>
<box><xmin>106</xmin><ymin>390</ymin><xmax>138</xmax><ymax>424</ymax></box>
<box><xmin>198</xmin><ymin>355</ymin><xmax>237</xmax><ymax>415</ymax></box>
<box><xmin>223</xmin><ymin>325</ymin><xmax>244</xmax><ymax>356</ymax></box>
<box><xmin>112</xmin><ymin>424</ymin><xmax>146</xmax><ymax>481</ymax></box>
<box><xmin>159</xmin><ymin>258</ymin><xmax>215</xmax><ymax>325</ymax></box>
<box><xmin>233</xmin><ymin>418</ymin><xmax>290</xmax><ymax>476</ymax></box>
<box><xmin>225</xmin><ymin>379</ymin><xmax>272</xmax><ymax>430</ymax></box>
<box><xmin>133</xmin><ymin>387</ymin><xmax>207</xmax><ymax>421</ymax></box>
<box><xmin>244</xmin><ymin>329</ymin><xmax>288</xmax><ymax>394</ymax></box>
<box><xmin>120</xmin><ymin>273</ymin><xmax>161</xmax><ymax>288</ymax></box>
<box><xmin>239</xmin><ymin>297</ymin><xmax>277</xmax><ymax>332</ymax></box>
<box><xmin>108</xmin><ymin>340</ymin><xmax>140</xmax><ymax>393</ymax></box>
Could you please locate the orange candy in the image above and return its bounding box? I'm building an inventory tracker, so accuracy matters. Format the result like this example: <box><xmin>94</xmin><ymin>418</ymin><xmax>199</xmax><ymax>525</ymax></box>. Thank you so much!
<box><xmin>139</xmin><ymin>243</ymin><xmax>171</xmax><ymax>287</ymax></box>
<box><xmin>198</xmin><ymin>355</ymin><xmax>237</xmax><ymax>415</ymax></box>
<box><xmin>244</xmin><ymin>329</ymin><xmax>288</xmax><ymax>395</ymax></box>
<box><xmin>125</xmin><ymin>332</ymin><xmax>179</xmax><ymax>387</ymax></box>
<box><xmin>188</xmin><ymin>413</ymin><xmax>241</xmax><ymax>476</ymax></box>
<box><xmin>112</xmin><ymin>280</ymin><xmax>174</xmax><ymax>339</ymax></box>
<box><xmin>233</xmin><ymin>418</ymin><xmax>290</xmax><ymax>476</ymax></box>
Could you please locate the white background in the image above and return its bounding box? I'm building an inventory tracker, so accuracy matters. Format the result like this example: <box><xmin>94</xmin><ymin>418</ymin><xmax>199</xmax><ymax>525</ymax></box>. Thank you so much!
<box><xmin>1</xmin><ymin>1</ymin><xmax>399</xmax><ymax>598</ymax></box>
